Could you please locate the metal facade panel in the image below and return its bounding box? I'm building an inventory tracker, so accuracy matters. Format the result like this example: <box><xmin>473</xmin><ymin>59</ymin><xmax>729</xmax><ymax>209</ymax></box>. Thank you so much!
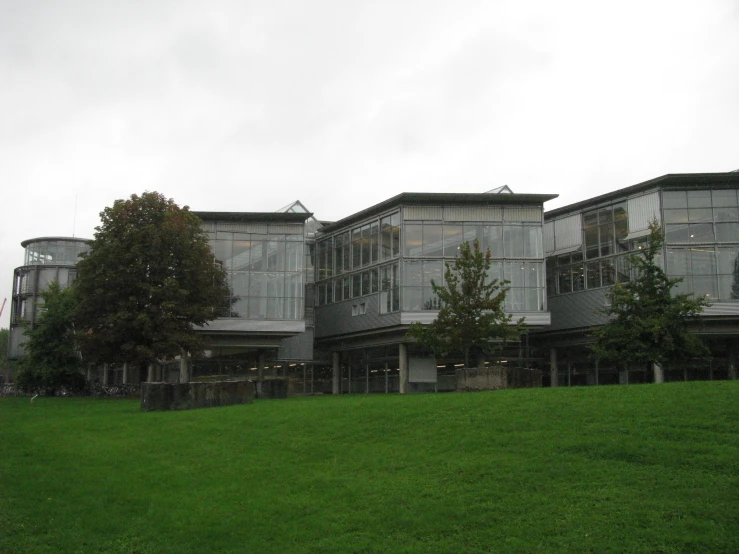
<box><xmin>269</xmin><ymin>223</ymin><xmax>305</xmax><ymax>234</ymax></box>
<box><xmin>196</xmin><ymin>319</ymin><xmax>306</xmax><ymax>333</ymax></box>
<box><xmin>547</xmin><ymin>289</ymin><xmax>610</xmax><ymax>331</ymax></box>
<box><xmin>404</xmin><ymin>206</ymin><xmax>443</xmax><ymax>221</ymax></box>
<box><xmin>628</xmin><ymin>191</ymin><xmax>661</xmax><ymax>232</ymax></box>
<box><xmin>400</xmin><ymin>312</ymin><xmax>438</xmax><ymax>325</ymax></box>
<box><xmin>409</xmin><ymin>357</ymin><xmax>437</xmax><ymax>383</ymax></box>
<box><xmin>278</xmin><ymin>328</ymin><xmax>314</xmax><ymax>360</ymax></box>
<box><xmin>443</xmin><ymin>206</ymin><xmax>502</xmax><ymax>222</ymax></box>
<box><xmin>503</xmin><ymin>206</ymin><xmax>542</xmax><ymax>222</ymax></box>
<box><xmin>553</xmin><ymin>214</ymin><xmax>583</xmax><ymax>250</ymax></box>
<box><xmin>543</xmin><ymin>221</ymin><xmax>555</xmax><ymax>255</ymax></box>
<box><xmin>200</xmin><ymin>221</ymin><xmax>217</xmax><ymax>232</ymax></box>
<box><xmin>246</xmin><ymin>223</ymin><xmax>269</xmax><ymax>234</ymax></box>
<box><xmin>314</xmin><ymin>295</ymin><xmax>401</xmax><ymax>338</ymax></box>
<box><xmin>218</xmin><ymin>222</ymin><xmax>252</xmax><ymax>232</ymax></box>
<box><xmin>703</xmin><ymin>302</ymin><xmax>739</xmax><ymax>316</ymax></box>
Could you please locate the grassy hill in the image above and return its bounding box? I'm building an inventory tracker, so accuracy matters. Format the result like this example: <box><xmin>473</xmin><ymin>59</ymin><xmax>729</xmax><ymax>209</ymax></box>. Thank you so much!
<box><xmin>1</xmin><ymin>382</ymin><xmax>738</xmax><ymax>553</ymax></box>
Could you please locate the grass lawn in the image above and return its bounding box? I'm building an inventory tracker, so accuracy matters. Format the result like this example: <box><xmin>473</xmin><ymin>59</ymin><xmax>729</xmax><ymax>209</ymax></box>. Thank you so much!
<box><xmin>1</xmin><ymin>381</ymin><xmax>738</xmax><ymax>553</ymax></box>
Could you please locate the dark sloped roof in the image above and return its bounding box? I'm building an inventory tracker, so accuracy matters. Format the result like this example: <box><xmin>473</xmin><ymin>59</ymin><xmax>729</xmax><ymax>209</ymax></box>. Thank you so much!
<box><xmin>192</xmin><ymin>211</ymin><xmax>313</xmax><ymax>223</ymax></box>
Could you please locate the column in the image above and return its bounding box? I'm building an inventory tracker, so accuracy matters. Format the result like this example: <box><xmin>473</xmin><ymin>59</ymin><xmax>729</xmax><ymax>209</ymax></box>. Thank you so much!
<box><xmin>102</xmin><ymin>363</ymin><xmax>109</xmax><ymax>386</ymax></box>
<box><xmin>122</xmin><ymin>362</ymin><xmax>128</xmax><ymax>385</ymax></box>
<box><xmin>257</xmin><ymin>351</ymin><xmax>265</xmax><ymax>398</ymax></box>
<box><xmin>147</xmin><ymin>363</ymin><xmax>155</xmax><ymax>382</ymax></box>
<box><xmin>179</xmin><ymin>349</ymin><xmax>189</xmax><ymax>383</ymax></box>
<box><xmin>332</xmin><ymin>351</ymin><xmax>340</xmax><ymax>395</ymax></box>
<box><xmin>549</xmin><ymin>348</ymin><xmax>558</xmax><ymax>388</ymax></box>
<box><xmin>728</xmin><ymin>342</ymin><xmax>736</xmax><ymax>380</ymax></box>
<box><xmin>399</xmin><ymin>343</ymin><xmax>409</xmax><ymax>394</ymax></box>
<box><xmin>653</xmin><ymin>361</ymin><xmax>664</xmax><ymax>384</ymax></box>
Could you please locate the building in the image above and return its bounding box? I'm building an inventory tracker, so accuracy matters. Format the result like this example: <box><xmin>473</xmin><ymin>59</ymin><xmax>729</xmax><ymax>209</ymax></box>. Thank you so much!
<box><xmin>6</xmin><ymin>237</ymin><xmax>91</xmax><ymax>380</ymax></box>
<box><xmin>312</xmin><ymin>190</ymin><xmax>557</xmax><ymax>394</ymax></box>
<box><xmin>6</xmin><ymin>171</ymin><xmax>739</xmax><ymax>392</ymax></box>
<box><xmin>535</xmin><ymin>171</ymin><xmax>739</xmax><ymax>386</ymax></box>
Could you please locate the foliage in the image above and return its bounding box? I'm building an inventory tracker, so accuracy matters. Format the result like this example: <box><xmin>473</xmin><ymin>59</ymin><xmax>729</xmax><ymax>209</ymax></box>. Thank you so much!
<box><xmin>407</xmin><ymin>239</ymin><xmax>524</xmax><ymax>368</ymax></box>
<box><xmin>2</xmin><ymin>382</ymin><xmax>739</xmax><ymax>552</ymax></box>
<box><xmin>15</xmin><ymin>281</ymin><xmax>86</xmax><ymax>394</ymax></box>
<box><xmin>591</xmin><ymin>221</ymin><xmax>709</xmax><ymax>371</ymax></box>
<box><xmin>73</xmin><ymin>192</ymin><xmax>229</xmax><ymax>367</ymax></box>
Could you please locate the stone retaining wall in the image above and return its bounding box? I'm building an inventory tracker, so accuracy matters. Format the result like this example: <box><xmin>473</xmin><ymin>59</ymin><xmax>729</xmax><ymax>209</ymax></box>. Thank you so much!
<box><xmin>141</xmin><ymin>381</ymin><xmax>255</xmax><ymax>411</ymax></box>
<box><xmin>456</xmin><ymin>367</ymin><xmax>542</xmax><ymax>392</ymax></box>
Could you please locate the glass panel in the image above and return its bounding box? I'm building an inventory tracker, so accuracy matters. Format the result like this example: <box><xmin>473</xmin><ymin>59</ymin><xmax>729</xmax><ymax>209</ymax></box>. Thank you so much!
<box><xmin>690</xmin><ymin>248</ymin><xmax>715</xmax><ymax>276</ymax></box>
<box><xmin>613</xmin><ymin>202</ymin><xmax>628</xmax><ymax>221</ymax></box>
<box><xmin>483</xmin><ymin>225</ymin><xmax>503</xmax><ymax>258</ymax></box>
<box><xmin>403</xmin><ymin>224</ymin><xmax>423</xmax><ymax>257</ymax></box>
<box><xmin>716</xmin><ymin>222</ymin><xmax>739</xmax><ymax>242</ymax></box>
<box><xmin>247</xmin><ymin>241</ymin><xmax>265</xmax><ymax>271</ymax></box>
<box><xmin>249</xmin><ymin>273</ymin><xmax>266</xmax><ymax>297</ymax></box>
<box><xmin>598</xmin><ymin>206</ymin><xmax>613</xmax><ymax>224</ymax></box>
<box><xmin>352</xmin><ymin>228</ymin><xmax>361</xmax><ymax>268</ymax></box>
<box><xmin>352</xmin><ymin>274</ymin><xmax>361</xmax><ymax>297</ymax></box>
<box><xmin>361</xmin><ymin>225</ymin><xmax>371</xmax><ymax>267</ymax></box>
<box><xmin>599</xmin><ymin>223</ymin><xmax>613</xmax><ymax>257</ymax></box>
<box><xmin>583</xmin><ymin>210</ymin><xmax>598</xmax><ymax>229</ymax></box>
<box><xmin>715</xmin><ymin>206</ymin><xmax>739</xmax><ymax>222</ymax></box>
<box><xmin>525</xmin><ymin>262</ymin><xmax>544</xmax><ymax>288</ymax></box>
<box><xmin>392</xmin><ymin>219</ymin><xmax>400</xmax><ymax>258</ymax></box>
<box><xmin>488</xmin><ymin>261</ymin><xmax>503</xmax><ymax>282</ymax></box>
<box><xmin>600</xmin><ymin>258</ymin><xmax>615</xmax><ymax>287</ymax></box>
<box><xmin>463</xmin><ymin>224</ymin><xmax>483</xmax><ymax>248</ymax></box>
<box><xmin>665</xmin><ymin>224</ymin><xmax>690</xmax><ymax>243</ymax></box>
<box><xmin>248</xmin><ymin>297</ymin><xmax>267</xmax><ymax>319</ymax></box>
<box><xmin>370</xmin><ymin>221</ymin><xmax>379</xmax><ymax>263</ymax></box>
<box><xmin>692</xmin><ymin>275</ymin><xmax>717</xmax><ymax>301</ymax></box>
<box><xmin>424</xmin><ymin>224</ymin><xmax>443</xmax><ymax>257</ymax></box>
<box><xmin>342</xmin><ymin>232</ymin><xmax>352</xmax><ymax>272</ymax></box>
<box><xmin>524</xmin><ymin>288</ymin><xmax>542</xmax><ymax>311</ymax></box>
<box><xmin>503</xmin><ymin>226</ymin><xmax>524</xmax><ymax>258</ymax></box>
<box><xmin>614</xmin><ymin>218</ymin><xmax>629</xmax><ymax>252</ymax></box>
<box><xmin>232</xmin><ymin>273</ymin><xmax>249</xmax><ymax>296</ymax></box>
<box><xmin>687</xmin><ymin>190</ymin><xmax>712</xmax><ymax>208</ymax></box>
<box><xmin>423</xmin><ymin>287</ymin><xmax>440</xmax><ymax>310</ymax></box>
<box><xmin>343</xmin><ymin>276</ymin><xmax>351</xmax><ymax>300</ymax></box>
<box><xmin>663</xmin><ymin>209</ymin><xmax>688</xmax><ymax>224</ymax></box>
<box><xmin>689</xmin><ymin>223</ymin><xmax>713</xmax><ymax>243</ymax></box>
<box><xmin>214</xmin><ymin>240</ymin><xmax>233</xmax><ymax>268</ymax></box>
<box><xmin>712</xmin><ymin>189</ymin><xmax>738</xmax><ymax>207</ymax></box>
<box><xmin>370</xmin><ymin>268</ymin><xmax>379</xmax><ymax>293</ymax></box>
<box><xmin>666</xmin><ymin>248</ymin><xmax>689</xmax><ymax>275</ymax></box>
<box><xmin>688</xmin><ymin>208</ymin><xmax>713</xmax><ymax>222</ymax></box>
<box><xmin>266</xmin><ymin>298</ymin><xmax>284</xmax><ymax>319</ymax></box>
<box><xmin>504</xmin><ymin>261</ymin><xmax>525</xmax><ymax>287</ymax></box>
<box><xmin>424</xmin><ymin>260</ymin><xmax>444</xmax><ymax>288</ymax></box>
<box><xmin>285</xmin><ymin>273</ymin><xmax>302</xmax><ymax>297</ymax></box>
<box><xmin>523</xmin><ymin>225</ymin><xmax>543</xmax><ymax>258</ymax></box>
<box><xmin>403</xmin><ymin>287</ymin><xmax>423</xmax><ymax>311</ymax></box>
<box><xmin>586</xmin><ymin>261</ymin><xmax>600</xmax><ymax>289</ymax></box>
<box><xmin>381</xmin><ymin>216</ymin><xmax>393</xmax><ymax>261</ymax></box>
<box><xmin>717</xmin><ymin>273</ymin><xmax>739</xmax><ymax>301</ymax></box>
<box><xmin>584</xmin><ymin>227</ymin><xmax>599</xmax><ymax>255</ymax></box>
<box><xmin>361</xmin><ymin>270</ymin><xmax>371</xmax><ymax>295</ymax></box>
<box><xmin>717</xmin><ymin>247</ymin><xmax>739</xmax><ymax>275</ymax></box>
<box><xmin>285</xmin><ymin>242</ymin><xmax>303</xmax><ymax>272</ymax></box>
<box><xmin>572</xmin><ymin>263</ymin><xmax>585</xmax><ymax>291</ymax></box>
<box><xmin>662</xmin><ymin>191</ymin><xmax>687</xmax><ymax>209</ymax></box>
<box><xmin>546</xmin><ymin>264</ymin><xmax>556</xmax><ymax>296</ymax></box>
<box><xmin>506</xmin><ymin>289</ymin><xmax>524</xmax><ymax>312</ymax></box>
<box><xmin>443</xmin><ymin>225</ymin><xmax>463</xmax><ymax>257</ymax></box>
<box><xmin>404</xmin><ymin>261</ymin><xmax>423</xmax><ymax>286</ymax></box>
<box><xmin>266</xmin><ymin>241</ymin><xmax>286</xmax><ymax>272</ymax></box>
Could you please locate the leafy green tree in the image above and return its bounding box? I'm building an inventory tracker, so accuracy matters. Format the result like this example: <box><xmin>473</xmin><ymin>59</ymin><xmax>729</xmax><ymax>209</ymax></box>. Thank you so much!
<box><xmin>16</xmin><ymin>281</ymin><xmax>86</xmax><ymax>394</ymax></box>
<box><xmin>73</xmin><ymin>192</ymin><xmax>229</xmax><ymax>371</ymax></box>
<box><xmin>591</xmin><ymin>222</ymin><xmax>709</xmax><ymax>374</ymax></box>
<box><xmin>407</xmin><ymin>240</ymin><xmax>524</xmax><ymax>368</ymax></box>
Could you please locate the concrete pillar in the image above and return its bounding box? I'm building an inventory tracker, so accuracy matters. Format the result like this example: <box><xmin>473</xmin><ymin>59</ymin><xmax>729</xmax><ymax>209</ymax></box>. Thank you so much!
<box><xmin>257</xmin><ymin>352</ymin><xmax>265</xmax><ymax>397</ymax></box>
<box><xmin>384</xmin><ymin>362</ymin><xmax>389</xmax><ymax>394</ymax></box>
<box><xmin>122</xmin><ymin>362</ymin><xmax>128</xmax><ymax>385</ymax></box>
<box><xmin>147</xmin><ymin>363</ymin><xmax>155</xmax><ymax>382</ymax></box>
<box><xmin>399</xmin><ymin>343</ymin><xmax>409</xmax><ymax>394</ymax></box>
<box><xmin>102</xmin><ymin>363</ymin><xmax>109</xmax><ymax>386</ymax></box>
<box><xmin>549</xmin><ymin>348</ymin><xmax>558</xmax><ymax>388</ymax></box>
<box><xmin>653</xmin><ymin>362</ymin><xmax>664</xmax><ymax>384</ymax></box>
<box><xmin>728</xmin><ymin>343</ymin><xmax>736</xmax><ymax>380</ymax></box>
<box><xmin>332</xmin><ymin>351</ymin><xmax>340</xmax><ymax>395</ymax></box>
<box><xmin>619</xmin><ymin>369</ymin><xmax>629</xmax><ymax>385</ymax></box>
<box><xmin>179</xmin><ymin>349</ymin><xmax>189</xmax><ymax>383</ymax></box>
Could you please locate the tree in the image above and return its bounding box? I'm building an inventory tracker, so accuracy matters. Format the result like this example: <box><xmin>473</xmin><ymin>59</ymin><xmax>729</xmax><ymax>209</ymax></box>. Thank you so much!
<box><xmin>15</xmin><ymin>281</ymin><xmax>85</xmax><ymax>394</ymax></box>
<box><xmin>407</xmin><ymin>240</ymin><xmax>524</xmax><ymax>368</ymax></box>
<box><xmin>73</xmin><ymin>192</ymin><xmax>230</xmax><ymax>371</ymax></box>
<box><xmin>590</xmin><ymin>221</ymin><xmax>709</xmax><ymax>375</ymax></box>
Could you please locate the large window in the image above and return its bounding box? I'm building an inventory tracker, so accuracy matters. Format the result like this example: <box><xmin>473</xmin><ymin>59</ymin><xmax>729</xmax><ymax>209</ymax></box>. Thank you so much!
<box><xmin>209</xmin><ymin>230</ymin><xmax>304</xmax><ymax>320</ymax></box>
<box><xmin>663</xmin><ymin>189</ymin><xmax>739</xmax><ymax>245</ymax></box>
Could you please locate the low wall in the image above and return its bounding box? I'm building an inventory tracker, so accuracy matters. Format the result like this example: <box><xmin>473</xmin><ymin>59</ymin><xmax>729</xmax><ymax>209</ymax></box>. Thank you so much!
<box><xmin>141</xmin><ymin>381</ymin><xmax>255</xmax><ymax>411</ymax></box>
<box><xmin>456</xmin><ymin>367</ymin><xmax>542</xmax><ymax>392</ymax></box>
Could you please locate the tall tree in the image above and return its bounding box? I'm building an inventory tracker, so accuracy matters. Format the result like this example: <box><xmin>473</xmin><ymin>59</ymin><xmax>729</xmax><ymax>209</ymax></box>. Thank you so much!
<box><xmin>15</xmin><ymin>281</ymin><xmax>85</xmax><ymax>394</ymax></box>
<box><xmin>591</xmin><ymin>221</ymin><xmax>709</xmax><ymax>374</ymax></box>
<box><xmin>407</xmin><ymin>240</ymin><xmax>524</xmax><ymax>368</ymax></box>
<box><xmin>73</xmin><ymin>192</ymin><xmax>229</xmax><ymax>370</ymax></box>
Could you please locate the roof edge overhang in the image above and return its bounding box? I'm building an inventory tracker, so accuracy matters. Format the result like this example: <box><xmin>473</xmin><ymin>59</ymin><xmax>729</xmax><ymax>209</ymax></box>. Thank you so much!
<box><xmin>192</xmin><ymin>211</ymin><xmax>313</xmax><ymax>223</ymax></box>
<box><xmin>21</xmin><ymin>236</ymin><xmax>91</xmax><ymax>248</ymax></box>
<box><xmin>319</xmin><ymin>192</ymin><xmax>558</xmax><ymax>234</ymax></box>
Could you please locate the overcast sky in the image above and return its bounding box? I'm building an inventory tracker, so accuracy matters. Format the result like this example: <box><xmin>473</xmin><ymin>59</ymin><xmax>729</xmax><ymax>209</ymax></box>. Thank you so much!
<box><xmin>2</xmin><ymin>0</ymin><xmax>738</xmax><ymax>327</ymax></box>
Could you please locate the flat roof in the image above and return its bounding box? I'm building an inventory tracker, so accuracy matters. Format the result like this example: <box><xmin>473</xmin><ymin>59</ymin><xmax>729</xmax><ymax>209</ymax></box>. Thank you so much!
<box><xmin>21</xmin><ymin>236</ymin><xmax>91</xmax><ymax>248</ymax></box>
<box><xmin>545</xmin><ymin>171</ymin><xmax>739</xmax><ymax>219</ymax></box>
<box><xmin>192</xmin><ymin>211</ymin><xmax>313</xmax><ymax>223</ymax></box>
<box><xmin>319</xmin><ymin>191</ymin><xmax>558</xmax><ymax>234</ymax></box>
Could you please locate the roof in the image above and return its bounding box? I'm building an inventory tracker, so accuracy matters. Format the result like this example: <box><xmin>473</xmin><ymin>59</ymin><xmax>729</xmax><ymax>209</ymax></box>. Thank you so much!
<box><xmin>21</xmin><ymin>236</ymin><xmax>91</xmax><ymax>248</ymax></box>
<box><xmin>545</xmin><ymin>171</ymin><xmax>739</xmax><ymax>219</ymax></box>
<box><xmin>192</xmin><ymin>211</ymin><xmax>313</xmax><ymax>223</ymax></box>
<box><xmin>318</xmin><ymin>191</ymin><xmax>558</xmax><ymax>234</ymax></box>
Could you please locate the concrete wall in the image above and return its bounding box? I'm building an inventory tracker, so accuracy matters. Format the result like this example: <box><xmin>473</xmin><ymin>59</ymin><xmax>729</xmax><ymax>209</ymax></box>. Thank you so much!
<box><xmin>456</xmin><ymin>367</ymin><xmax>542</xmax><ymax>392</ymax></box>
<box><xmin>141</xmin><ymin>381</ymin><xmax>255</xmax><ymax>411</ymax></box>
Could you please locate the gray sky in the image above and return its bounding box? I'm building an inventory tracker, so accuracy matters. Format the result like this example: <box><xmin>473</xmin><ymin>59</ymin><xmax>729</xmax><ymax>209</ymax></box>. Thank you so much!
<box><xmin>2</xmin><ymin>0</ymin><xmax>738</xmax><ymax>327</ymax></box>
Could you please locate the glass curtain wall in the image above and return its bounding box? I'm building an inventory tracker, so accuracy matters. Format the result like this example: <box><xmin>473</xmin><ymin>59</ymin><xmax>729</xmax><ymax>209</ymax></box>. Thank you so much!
<box><xmin>209</xmin><ymin>230</ymin><xmax>304</xmax><ymax>320</ymax></box>
<box><xmin>663</xmin><ymin>189</ymin><xmax>739</xmax><ymax>301</ymax></box>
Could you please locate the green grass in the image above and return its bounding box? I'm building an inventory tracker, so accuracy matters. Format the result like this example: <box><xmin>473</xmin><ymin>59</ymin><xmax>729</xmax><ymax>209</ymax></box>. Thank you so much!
<box><xmin>1</xmin><ymin>382</ymin><xmax>738</xmax><ymax>553</ymax></box>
